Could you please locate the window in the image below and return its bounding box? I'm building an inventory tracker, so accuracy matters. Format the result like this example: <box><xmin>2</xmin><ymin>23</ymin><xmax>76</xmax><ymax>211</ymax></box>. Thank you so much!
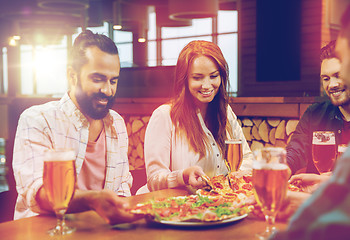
<box><xmin>148</xmin><ymin>10</ymin><xmax>238</xmax><ymax>95</ymax></box>
<box><xmin>4</xmin><ymin>10</ymin><xmax>237</xmax><ymax>96</ymax></box>
<box><xmin>1</xmin><ymin>48</ymin><xmax>8</xmax><ymax>94</ymax></box>
<box><xmin>114</xmin><ymin>31</ymin><xmax>133</xmax><ymax>68</ymax></box>
<box><xmin>20</xmin><ymin>42</ymin><xmax>68</xmax><ymax>96</ymax></box>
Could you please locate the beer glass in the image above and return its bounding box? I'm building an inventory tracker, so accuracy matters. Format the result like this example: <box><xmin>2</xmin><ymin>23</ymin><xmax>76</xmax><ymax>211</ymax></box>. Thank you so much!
<box><xmin>224</xmin><ymin>139</ymin><xmax>243</xmax><ymax>172</ymax></box>
<box><xmin>252</xmin><ymin>147</ymin><xmax>289</xmax><ymax>239</ymax></box>
<box><xmin>43</xmin><ymin>149</ymin><xmax>76</xmax><ymax>236</ymax></box>
<box><xmin>312</xmin><ymin>131</ymin><xmax>336</xmax><ymax>173</ymax></box>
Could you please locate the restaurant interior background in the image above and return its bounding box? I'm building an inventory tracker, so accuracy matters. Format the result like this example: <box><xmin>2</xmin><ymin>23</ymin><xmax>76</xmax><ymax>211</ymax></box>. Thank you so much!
<box><xmin>0</xmin><ymin>0</ymin><xmax>347</xmax><ymax>222</ymax></box>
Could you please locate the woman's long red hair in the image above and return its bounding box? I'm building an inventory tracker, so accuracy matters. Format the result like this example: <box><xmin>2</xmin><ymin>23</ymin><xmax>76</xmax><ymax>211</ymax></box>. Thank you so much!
<box><xmin>170</xmin><ymin>40</ymin><xmax>231</xmax><ymax>159</ymax></box>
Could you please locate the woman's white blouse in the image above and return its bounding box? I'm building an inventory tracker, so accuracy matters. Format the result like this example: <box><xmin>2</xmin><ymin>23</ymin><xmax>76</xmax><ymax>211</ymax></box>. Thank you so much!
<box><xmin>144</xmin><ymin>104</ymin><xmax>253</xmax><ymax>191</ymax></box>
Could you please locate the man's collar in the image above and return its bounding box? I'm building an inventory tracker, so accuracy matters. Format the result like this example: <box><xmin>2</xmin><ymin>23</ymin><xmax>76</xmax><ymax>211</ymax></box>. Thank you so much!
<box><xmin>338</xmin><ymin>105</ymin><xmax>350</xmax><ymax>122</ymax></box>
<box><xmin>59</xmin><ymin>93</ymin><xmax>88</xmax><ymax>129</ymax></box>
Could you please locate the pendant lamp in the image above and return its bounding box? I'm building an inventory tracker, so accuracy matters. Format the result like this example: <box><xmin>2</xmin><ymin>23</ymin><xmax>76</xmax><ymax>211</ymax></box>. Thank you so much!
<box><xmin>168</xmin><ymin>0</ymin><xmax>219</xmax><ymax>20</ymax></box>
<box><xmin>37</xmin><ymin>0</ymin><xmax>89</xmax><ymax>10</ymax></box>
<box><xmin>156</xmin><ymin>5</ymin><xmax>192</xmax><ymax>27</ymax></box>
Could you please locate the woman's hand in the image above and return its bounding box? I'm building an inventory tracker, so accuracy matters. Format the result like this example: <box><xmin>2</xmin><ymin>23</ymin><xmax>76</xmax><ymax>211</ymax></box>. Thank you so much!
<box><xmin>183</xmin><ymin>166</ymin><xmax>207</xmax><ymax>188</ymax></box>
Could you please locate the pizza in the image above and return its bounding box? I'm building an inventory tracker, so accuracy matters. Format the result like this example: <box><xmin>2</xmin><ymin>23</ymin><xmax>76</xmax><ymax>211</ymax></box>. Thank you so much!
<box><xmin>288</xmin><ymin>182</ymin><xmax>302</xmax><ymax>192</ymax></box>
<box><xmin>197</xmin><ymin>171</ymin><xmax>255</xmax><ymax>206</ymax></box>
<box><xmin>129</xmin><ymin>194</ymin><xmax>249</xmax><ymax>222</ymax></box>
<box><xmin>199</xmin><ymin>171</ymin><xmax>302</xmax><ymax>202</ymax></box>
<box><xmin>129</xmin><ymin>172</ymin><xmax>303</xmax><ymax>223</ymax></box>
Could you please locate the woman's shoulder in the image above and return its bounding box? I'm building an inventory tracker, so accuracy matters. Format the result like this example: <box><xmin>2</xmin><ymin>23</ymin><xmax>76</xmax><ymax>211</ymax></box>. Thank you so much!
<box><xmin>147</xmin><ymin>104</ymin><xmax>174</xmax><ymax>129</ymax></box>
<box><xmin>226</xmin><ymin>104</ymin><xmax>237</xmax><ymax>120</ymax></box>
<box><xmin>149</xmin><ymin>104</ymin><xmax>173</xmax><ymax>121</ymax></box>
<box><xmin>153</xmin><ymin>103</ymin><xmax>172</xmax><ymax>114</ymax></box>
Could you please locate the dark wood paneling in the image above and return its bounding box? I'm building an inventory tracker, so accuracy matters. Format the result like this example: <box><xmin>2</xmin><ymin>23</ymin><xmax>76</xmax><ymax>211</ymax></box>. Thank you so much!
<box><xmin>239</xmin><ymin>0</ymin><xmax>323</xmax><ymax>97</ymax></box>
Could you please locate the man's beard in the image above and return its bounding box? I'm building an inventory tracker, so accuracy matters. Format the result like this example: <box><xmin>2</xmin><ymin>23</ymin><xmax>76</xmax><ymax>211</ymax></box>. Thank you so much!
<box><xmin>329</xmin><ymin>91</ymin><xmax>350</xmax><ymax>107</ymax></box>
<box><xmin>75</xmin><ymin>84</ymin><xmax>116</xmax><ymax>120</ymax></box>
<box><xmin>331</xmin><ymin>97</ymin><xmax>350</xmax><ymax>107</ymax></box>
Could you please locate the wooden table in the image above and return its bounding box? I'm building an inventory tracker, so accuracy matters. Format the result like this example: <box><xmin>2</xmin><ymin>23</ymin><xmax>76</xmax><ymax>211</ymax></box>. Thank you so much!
<box><xmin>0</xmin><ymin>189</ymin><xmax>287</xmax><ymax>240</ymax></box>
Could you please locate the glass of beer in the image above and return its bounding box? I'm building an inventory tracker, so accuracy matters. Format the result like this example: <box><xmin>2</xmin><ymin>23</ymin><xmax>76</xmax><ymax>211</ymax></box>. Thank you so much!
<box><xmin>224</xmin><ymin>139</ymin><xmax>243</xmax><ymax>172</ymax></box>
<box><xmin>252</xmin><ymin>147</ymin><xmax>289</xmax><ymax>239</ymax></box>
<box><xmin>43</xmin><ymin>149</ymin><xmax>76</xmax><ymax>236</ymax></box>
<box><xmin>312</xmin><ymin>131</ymin><xmax>336</xmax><ymax>173</ymax></box>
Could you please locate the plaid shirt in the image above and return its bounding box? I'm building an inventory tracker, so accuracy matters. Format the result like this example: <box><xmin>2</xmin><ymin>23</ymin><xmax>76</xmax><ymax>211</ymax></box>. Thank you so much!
<box><xmin>13</xmin><ymin>93</ymin><xmax>132</xmax><ymax>220</ymax></box>
<box><xmin>270</xmin><ymin>146</ymin><xmax>350</xmax><ymax>239</ymax></box>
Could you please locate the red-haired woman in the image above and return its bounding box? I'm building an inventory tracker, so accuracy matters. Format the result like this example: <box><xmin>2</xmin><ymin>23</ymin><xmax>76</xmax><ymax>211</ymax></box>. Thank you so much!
<box><xmin>139</xmin><ymin>40</ymin><xmax>253</xmax><ymax>193</ymax></box>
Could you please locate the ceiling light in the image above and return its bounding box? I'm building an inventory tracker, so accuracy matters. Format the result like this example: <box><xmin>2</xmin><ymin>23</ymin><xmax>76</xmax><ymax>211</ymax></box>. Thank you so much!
<box><xmin>113</xmin><ymin>0</ymin><xmax>123</xmax><ymax>30</ymax></box>
<box><xmin>169</xmin><ymin>0</ymin><xmax>219</xmax><ymax>20</ymax></box>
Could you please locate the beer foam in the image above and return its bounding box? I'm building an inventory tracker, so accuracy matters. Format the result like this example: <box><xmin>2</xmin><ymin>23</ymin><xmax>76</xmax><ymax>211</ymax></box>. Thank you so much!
<box><xmin>45</xmin><ymin>149</ymin><xmax>76</xmax><ymax>161</ymax></box>
<box><xmin>253</xmin><ymin>162</ymin><xmax>288</xmax><ymax>170</ymax></box>
<box><xmin>312</xmin><ymin>132</ymin><xmax>335</xmax><ymax>144</ymax></box>
<box><xmin>225</xmin><ymin>139</ymin><xmax>242</xmax><ymax>144</ymax></box>
<box><xmin>312</xmin><ymin>141</ymin><xmax>336</xmax><ymax>145</ymax></box>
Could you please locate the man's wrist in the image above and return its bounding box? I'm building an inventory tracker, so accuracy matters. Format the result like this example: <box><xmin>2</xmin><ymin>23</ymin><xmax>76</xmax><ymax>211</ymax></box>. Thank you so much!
<box><xmin>67</xmin><ymin>189</ymin><xmax>98</xmax><ymax>213</ymax></box>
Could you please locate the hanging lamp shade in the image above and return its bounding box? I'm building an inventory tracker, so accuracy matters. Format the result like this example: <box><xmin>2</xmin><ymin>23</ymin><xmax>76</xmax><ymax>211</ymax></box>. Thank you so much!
<box><xmin>156</xmin><ymin>5</ymin><xmax>192</xmax><ymax>27</ymax></box>
<box><xmin>37</xmin><ymin>0</ymin><xmax>89</xmax><ymax>10</ymax></box>
<box><xmin>168</xmin><ymin>0</ymin><xmax>219</xmax><ymax>20</ymax></box>
<box><xmin>112</xmin><ymin>0</ymin><xmax>122</xmax><ymax>30</ymax></box>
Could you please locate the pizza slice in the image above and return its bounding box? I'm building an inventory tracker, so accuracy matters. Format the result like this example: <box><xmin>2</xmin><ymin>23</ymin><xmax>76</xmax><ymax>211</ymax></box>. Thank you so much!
<box><xmin>199</xmin><ymin>172</ymin><xmax>255</xmax><ymax>206</ymax></box>
<box><xmin>227</xmin><ymin>171</ymin><xmax>254</xmax><ymax>197</ymax></box>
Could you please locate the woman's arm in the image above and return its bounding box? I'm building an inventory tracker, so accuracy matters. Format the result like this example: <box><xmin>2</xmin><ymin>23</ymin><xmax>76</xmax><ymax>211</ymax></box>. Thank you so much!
<box><xmin>144</xmin><ymin>105</ymin><xmax>185</xmax><ymax>191</ymax></box>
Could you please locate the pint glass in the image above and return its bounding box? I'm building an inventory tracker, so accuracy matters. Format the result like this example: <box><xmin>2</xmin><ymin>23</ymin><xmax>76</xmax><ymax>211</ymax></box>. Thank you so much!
<box><xmin>224</xmin><ymin>139</ymin><xmax>243</xmax><ymax>172</ymax></box>
<box><xmin>312</xmin><ymin>131</ymin><xmax>336</xmax><ymax>173</ymax></box>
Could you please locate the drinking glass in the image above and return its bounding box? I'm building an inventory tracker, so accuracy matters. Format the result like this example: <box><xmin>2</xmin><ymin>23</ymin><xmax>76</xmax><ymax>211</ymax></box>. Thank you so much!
<box><xmin>224</xmin><ymin>139</ymin><xmax>243</xmax><ymax>172</ymax></box>
<box><xmin>43</xmin><ymin>149</ymin><xmax>76</xmax><ymax>236</ymax></box>
<box><xmin>312</xmin><ymin>131</ymin><xmax>337</xmax><ymax>173</ymax></box>
<box><xmin>252</xmin><ymin>147</ymin><xmax>289</xmax><ymax>239</ymax></box>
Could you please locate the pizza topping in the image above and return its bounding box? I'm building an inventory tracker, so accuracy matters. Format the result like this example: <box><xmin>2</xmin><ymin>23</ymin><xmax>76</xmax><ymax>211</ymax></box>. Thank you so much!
<box><xmin>130</xmin><ymin>171</ymin><xmax>304</xmax><ymax>223</ymax></box>
<box><xmin>129</xmin><ymin>194</ymin><xmax>249</xmax><ymax>222</ymax></box>
<box><xmin>198</xmin><ymin>171</ymin><xmax>304</xmax><ymax>207</ymax></box>
<box><xmin>288</xmin><ymin>183</ymin><xmax>302</xmax><ymax>192</ymax></box>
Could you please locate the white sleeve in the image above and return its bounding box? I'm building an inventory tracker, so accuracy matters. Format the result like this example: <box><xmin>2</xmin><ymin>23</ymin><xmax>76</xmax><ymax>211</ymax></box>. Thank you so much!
<box><xmin>13</xmin><ymin>109</ymin><xmax>52</xmax><ymax>218</ymax></box>
<box><xmin>144</xmin><ymin>105</ymin><xmax>185</xmax><ymax>191</ymax></box>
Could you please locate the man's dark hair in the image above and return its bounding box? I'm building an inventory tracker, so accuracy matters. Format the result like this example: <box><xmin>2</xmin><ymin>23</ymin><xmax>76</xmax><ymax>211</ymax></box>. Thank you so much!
<box><xmin>70</xmin><ymin>30</ymin><xmax>119</xmax><ymax>73</ymax></box>
<box><xmin>320</xmin><ymin>40</ymin><xmax>336</xmax><ymax>63</ymax></box>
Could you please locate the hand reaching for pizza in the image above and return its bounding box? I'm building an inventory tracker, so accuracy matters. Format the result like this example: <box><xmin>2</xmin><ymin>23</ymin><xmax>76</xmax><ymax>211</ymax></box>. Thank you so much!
<box><xmin>289</xmin><ymin>173</ymin><xmax>330</xmax><ymax>193</ymax></box>
<box><xmin>183</xmin><ymin>166</ymin><xmax>207</xmax><ymax>189</ymax></box>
